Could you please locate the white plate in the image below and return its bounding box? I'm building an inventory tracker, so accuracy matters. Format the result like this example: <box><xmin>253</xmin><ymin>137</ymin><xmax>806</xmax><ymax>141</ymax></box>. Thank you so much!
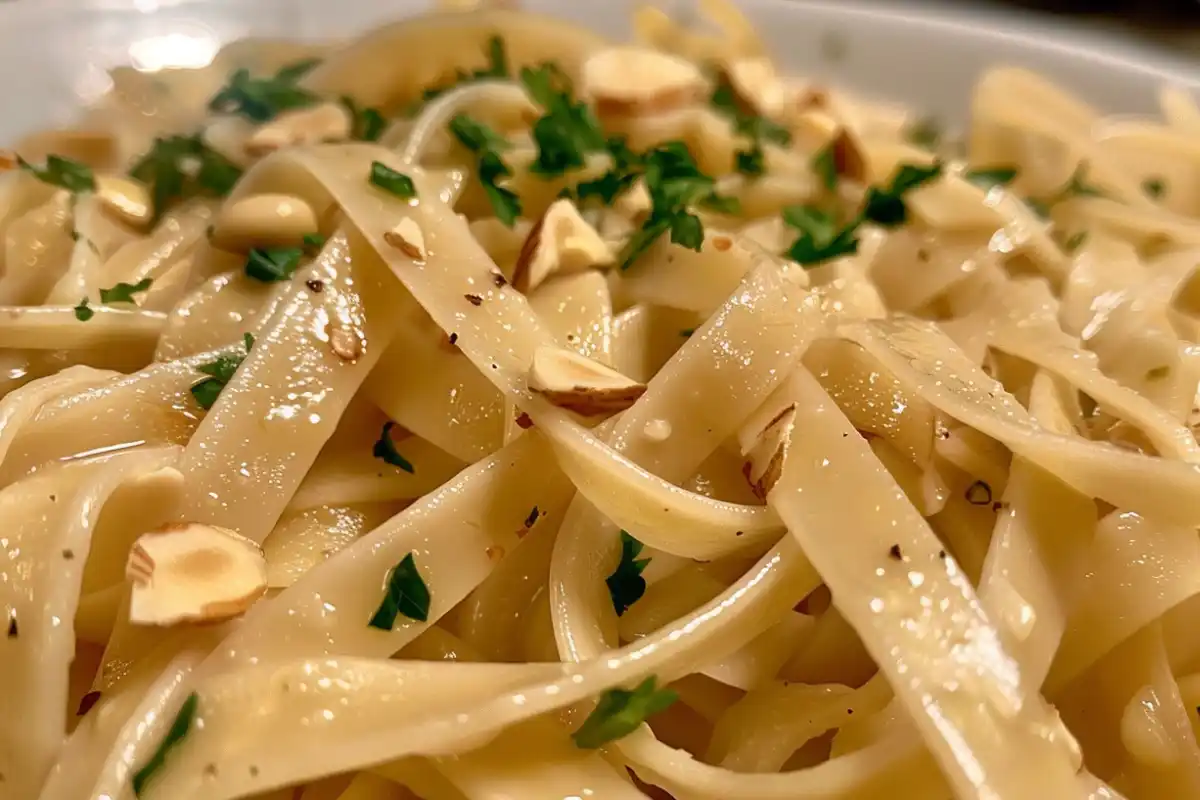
<box><xmin>0</xmin><ymin>0</ymin><xmax>1198</xmax><ymax>141</ymax></box>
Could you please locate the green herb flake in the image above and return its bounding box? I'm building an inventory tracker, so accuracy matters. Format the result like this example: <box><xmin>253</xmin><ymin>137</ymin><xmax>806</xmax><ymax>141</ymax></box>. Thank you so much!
<box><xmin>735</xmin><ymin>144</ymin><xmax>765</xmax><ymax>177</ymax></box>
<box><xmin>342</xmin><ymin>96</ymin><xmax>388</xmax><ymax>142</ymax></box>
<box><xmin>606</xmin><ymin>531</ymin><xmax>650</xmax><ymax>616</ymax></box>
<box><xmin>408</xmin><ymin>35</ymin><xmax>510</xmax><ymax>114</ymax></box>
<box><xmin>18</xmin><ymin>154</ymin><xmax>96</xmax><ymax>193</ymax></box>
<box><xmin>244</xmin><ymin>247</ymin><xmax>303</xmax><ymax>283</ymax></box>
<box><xmin>572</xmin><ymin>675</ymin><xmax>677</xmax><ymax>749</ymax></box>
<box><xmin>812</xmin><ymin>143</ymin><xmax>837</xmax><ymax>192</ymax></box>
<box><xmin>1143</xmin><ymin>177</ymin><xmax>1166</xmax><ymax>199</ymax></box>
<box><xmin>98</xmin><ymin>277</ymin><xmax>153</xmax><ymax>305</ymax></box>
<box><xmin>373</xmin><ymin>421</ymin><xmax>415</xmax><ymax>474</ymax></box>
<box><xmin>129</xmin><ymin>135</ymin><xmax>243</xmax><ymax>222</ymax></box>
<box><xmin>619</xmin><ymin>141</ymin><xmax>735</xmax><ymax>270</ymax></box>
<box><xmin>189</xmin><ymin>335</ymin><xmax>253</xmax><ymax>410</ymax></box>
<box><xmin>208</xmin><ymin>61</ymin><xmax>319</xmax><ymax>122</ymax></box>
<box><xmin>783</xmin><ymin>205</ymin><xmax>860</xmax><ymax>266</ymax></box>
<box><xmin>74</xmin><ymin>298</ymin><xmax>94</xmax><ymax>322</ymax></box>
<box><xmin>964</xmin><ymin>166</ymin><xmax>1018</xmax><ymax>191</ymax></box>
<box><xmin>368</xmin><ymin>552</ymin><xmax>430</xmax><ymax>629</ymax></box>
<box><xmin>131</xmin><ymin>692</ymin><xmax>199</xmax><ymax>796</ymax></box>
<box><xmin>302</xmin><ymin>232</ymin><xmax>326</xmax><ymax>252</ymax></box>
<box><xmin>369</xmin><ymin>161</ymin><xmax>416</xmax><ymax>199</ymax></box>
<box><xmin>862</xmin><ymin>162</ymin><xmax>944</xmax><ymax>228</ymax></box>
<box><xmin>520</xmin><ymin>64</ymin><xmax>607</xmax><ymax>177</ymax></box>
<box><xmin>449</xmin><ymin>115</ymin><xmax>523</xmax><ymax>225</ymax></box>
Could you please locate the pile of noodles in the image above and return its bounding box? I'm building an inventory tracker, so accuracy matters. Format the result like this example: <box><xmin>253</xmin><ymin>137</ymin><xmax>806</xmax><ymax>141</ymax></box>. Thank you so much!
<box><xmin>2</xmin><ymin>1</ymin><xmax>1200</xmax><ymax>799</ymax></box>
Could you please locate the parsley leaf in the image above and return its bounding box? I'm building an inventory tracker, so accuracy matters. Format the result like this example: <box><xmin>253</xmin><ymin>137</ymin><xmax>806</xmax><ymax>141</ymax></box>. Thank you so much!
<box><xmin>131</xmin><ymin>692</ymin><xmax>199</xmax><ymax>796</ymax></box>
<box><xmin>98</xmin><ymin>278</ymin><xmax>153</xmax><ymax>305</ymax></box>
<box><xmin>342</xmin><ymin>96</ymin><xmax>388</xmax><ymax>142</ymax></box>
<box><xmin>862</xmin><ymin>162</ymin><xmax>943</xmax><ymax>228</ymax></box>
<box><xmin>190</xmin><ymin>335</ymin><xmax>253</xmax><ymax>410</ymax></box>
<box><xmin>710</xmin><ymin>80</ymin><xmax>790</xmax><ymax>183</ymax></box>
<box><xmin>964</xmin><ymin>166</ymin><xmax>1018</xmax><ymax>191</ymax></box>
<box><xmin>244</xmin><ymin>247</ymin><xmax>302</xmax><ymax>283</ymax></box>
<box><xmin>572</xmin><ymin>676</ymin><xmax>677</xmax><ymax>749</ymax></box>
<box><xmin>302</xmin><ymin>232</ymin><xmax>326</xmax><ymax>252</ymax></box>
<box><xmin>450</xmin><ymin>115</ymin><xmax>522</xmax><ymax>225</ymax></box>
<box><xmin>373</xmin><ymin>421</ymin><xmax>415</xmax><ymax>473</ymax></box>
<box><xmin>368</xmin><ymin>552</ymin><xmax>430</xmax><ymax>628</ymax></box>
<box><xmin>369</xmin><ymin>161</ymin><xmax>416</xmax><ymax>198</ymax></box>
<box><xmin>74</xmin><ymin>298</ymin><xmax>93</xmax><ymax>322</ymax></box>
<box><xmin>735</xmin><ymin>143</ymin><xmax>765</xmax><ymax>177</ymax></box>
<box><xmin>208</xmin><ymin>60</ymin><xmax>319</xmax><ymax>122</ymax></box>
<box><xmin>619</xmin><ymin>142</ymin><xmax>735</xmax><ymax>269</ymax></box>
<box><xmin>129</xmin><ymin>135</ymin><xmax>242</xmax><ymax>222</ymax></box>
<box><xmin>1143</xmin><ymin>176</ymin><xmax>1166</xmax><ymax>199</ymax></box>
<box><xmin>812</xmin><ymin>143</ymin><xmax>837</xmax><ymax>192</ymax></box>
<box><xmin>520</xmin><ymin>64</ymin><xmax>607</xmax><ymax>177</ymax></box>
<box><xmin>606</xmin><ymin>531</ymin><xmax>650</xmax><ymax>616</ymax></box>
<box><xmin>783</xmin><ymin>205</ymin><xmax>860</xmax><ymax>265</ymax></box>
<box><xmin>18</xmin><ymin>154</ymin><xmax>95</xmax><ymax>193</ymax></box>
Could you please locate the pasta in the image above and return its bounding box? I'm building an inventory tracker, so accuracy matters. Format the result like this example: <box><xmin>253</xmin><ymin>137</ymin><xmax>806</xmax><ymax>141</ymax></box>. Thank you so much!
<box><xmin>3</xmin><ymin>1</ymin><xmax>1200</xmax><ymax>798</ymax></box>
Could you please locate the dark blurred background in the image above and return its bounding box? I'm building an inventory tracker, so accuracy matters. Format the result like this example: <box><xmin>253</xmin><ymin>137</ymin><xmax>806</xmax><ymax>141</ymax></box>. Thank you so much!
<box><xmin>996</xmin><ymin>0</ymin><xmax>1200</xmax><ymax>46</ymax></box>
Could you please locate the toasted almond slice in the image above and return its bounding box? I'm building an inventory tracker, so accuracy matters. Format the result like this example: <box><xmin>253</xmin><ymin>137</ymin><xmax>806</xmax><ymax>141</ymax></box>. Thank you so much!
<box><xmin>383</xmin><ymin>217</ymin><xmax>426</xmax><ymax>260</ymax></box>
<box><xmin>126</xmin><ymin>522</ymin><xmax>267</xmax><ymax>626</ymax></box>
<box><xmin>244</xmin><ymin>102</ymin><xmax>353</xmax><ymax>156</ymax></box>
<box><xmin>742</xmin><ymin>403</ymin><xmax>796</xmax><ymax>500</ymax></box>
<box><xmin>512</xmin><ymin>199</ymin><xmax>612</xmax><ymax>293</ymax></box>
<box><xmin>528</xmin><ymin>345</ymin><xmax>646</xmax><ymax>416</ymax></box>
<box><xmin>727</xmin><ymin>57</ymin><xmax>790</xmax><ymax>118</ymax></box>
<box><xmin>832</xmin><ymin>127</ymin><xmax>867</xmax><ymax>182</ymax></box>
<box><xmin>582</xmin><ymin>46</ymin><xmax>706</xmax><ymax>116</ymax></box>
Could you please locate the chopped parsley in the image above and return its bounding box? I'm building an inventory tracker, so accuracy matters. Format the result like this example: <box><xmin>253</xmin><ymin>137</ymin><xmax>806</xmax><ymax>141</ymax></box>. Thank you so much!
<box><xmin>208</xmin><ymin>60</ymin><xmax>320</xmax><ymax>122</ymax></box>
<box><xmin>302</xmin><ymin>232</ymin><xmax>326</xmax><ymax>252</ymax></box>
<box><xmin>18</xmin><ymin>154</ymin><xmax>95</xmax><ymax>193</ymax></box>
<box><xmin>963</xmin><ymin>166</ymin><xmax>1018</xmax><ymax>191</ymax></box>
<box><xmin>190</xmin><ymin>335</ymin><xmax>253</xmax><ymax>410</ymax></box>
<box><xmin>710</xmin><ymin>80</ymin><xmax>790</xmax><ymax>179</ymax></box>
<box><xmin>449</xmin><ymin>115</ymin><xmax>521</xmax><ymax>225</ymax></box>
<box><xmin>735</xmin><ymin>145</ymin><xmax>765</xmax><ymax>177</ymax></box>
<box><xmin>408</xmin><ymin>35</ymin><xmax>509</xmax><ymax>114</ymax></box>
<box><xmin>98</xmin><ymin>278</ymin><xmax>153</xmax><ymax>304</ymax></box>
<box><xmin>74</xmin><ymin>299</ymin><xmax>93</xmax><ymax>322</ymax></box>
<box><xmin>606</xmin><ymin>531</ymin><xmax>650</xmax><ymax>616</ymax></box>
<box><xmin>783</xmin><ymin>161</ymin><xmax>942</xmax><ymax>267</ymax></box>
<box><xmin>520</xmin><ymin>64</ymin><xmax>606</xmax><ymax>176</ymax></box>
<box><xmin>129</xmin><ymin>134</ymin><xmax>242</xmax><ymax>222</ymax></box>
<box><xmin>342</xmin><ymin>96</ymin><xmax>388</xmax><ymax>142</ymax></box>
<box><xmin>373</xmin><ymin>421</ymin><xmax>415</xmax><ymax>473</ymax></box>
<box><xmin>244</xmin><ymin>247</ymin><xmax>302</xmax><ymax>283</ymax></box>
<box><xmin>131</xmin><ymin>692</ymin><xmax>199</xmax><ymax>796</ymax></box>
<box><xmin>1143</xmin><ymin>177</ymin><xmax>1166</xmax><ymax>199</ymax></box>
<box><xmin>811</xmin><ymin>143</ymin><xmax>837</xmax><ymax>192</ymax></box>
<box><xmin>572</xmin><ymin>675</ymin><xmax>677</xmax><ymax>749</ymax></box>
<box><xmin>369</xmin><ymin>161</ymin><xmax>416</xmax><ymax>198</ymax></box>
<box><xmin>619</xmin><ymin>141</ymin><xmax>737</xmax><ymax>269</ymax></box>
<box><xmin>368</xmin><ymin>552</ymin><xmax>430</xmax><ymax>629</ymax></box>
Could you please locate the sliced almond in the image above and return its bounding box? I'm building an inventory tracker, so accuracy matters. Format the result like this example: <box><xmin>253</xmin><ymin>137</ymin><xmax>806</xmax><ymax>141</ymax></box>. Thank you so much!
<box><xmin>727</xmin><ymin>57</ymin><xmax>790</xmax><ymax>118</ymax></box>
<box><xmin>832</xmin><ymin>128</ymin><xmax>867</xmax><ymax>182</ymax></box>
<box><xmin>383</xmin><ymin>217</ymin><xmax>426</xmax><ymax>260</ymax></box>
<box><xmin>126</xmin><ymin>522</ymin><xmax>267</xmax><ymax>626</ymax></box>
<box><xmin>512</xmin><ymin>199</ymin><xmax>612</xmax><ymax>293</ymax></box>
<box><xmin>211</xmin><ymin>193</ymin><xmax>319</xmax><ymax>251</ymax></box>
<box><xmin>582</xmin><ymin>46</ymin><xmax>706</xmax><ymax>116</ymax></box>
<box><xmin>528</xmin><ymin>345</ymin><xmax>646</xmax><ymax>416</ymax></box>
<box><xmin>95</xmin><ymin>174</ymin><xmax>153</xmax><ymax>227</ymax></box>
<box><xmin>245</xmin><ymin>102</ymin><xmax>353</xmax><ymax>156</ymax></box>
<box><xmin>742</xmin><ymin>404</ymin><xmax>796</xmax><ymax>500</ymax></box>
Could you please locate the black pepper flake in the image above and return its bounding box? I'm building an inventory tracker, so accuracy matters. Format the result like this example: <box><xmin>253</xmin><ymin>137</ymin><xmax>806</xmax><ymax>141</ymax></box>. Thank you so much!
<box><xmin>735</xmin><ymin>530</ymin><xmax>744</xmax><ymax>537</ymax></box>
<box><xmin>249</xmin><ymin>766</ymin><xmax>259</xmax><ymax>777</ymax></box>
<box><xmin>62</xmin><ymin>549</ymin><xmax>74</xmax><ymax>560</ymax></box>
<box><xmin>847</xmin><ymin>708</ymin><xmax>854</xmax><ymax>714</ymax></box>
<box><xmin>992</xmin><ymin>501</ymin><xmax>1007</xmax><ymax>512</ymax></box>
<box><xmin>305</xmin><ymin>279</ymin><xmax>325</xmax><ymax>293</ymax></box>
<box><xmin>464</xmin><ymin>293</ymin><xmax>483</xmax><ymax>306</ymax></box>
<box><xmin>203</xmin><ymin>764</ymin><xmax>218</xmax><ymax>777</ymax></box>
<box><xmin>491</xmin><ymin>271</ymin><xmax>507</xmax><ymax>287</ymax></box>
<box><xmin>515</xmin><ymin>411</ymin><xmax>534</xmax><ymax>429</ymax></box>
<box><xmin>888</xmin><ymin>544</ymin><xmax>903</xmax><ymax>561</ymax></box>
<box><xmin>937</xmin><ymin>429</ymin><xmax>951</xmax><ymax>440</ymax></box>
<box><xmin>6</xmin><ymin>616</ymin><xmax>17</xmax><ymax>639</ymax></box>
<box><xmin>76</xmin><ymin>690</ymin><xmax>101</xmax><ymax>716</ymax></box>
<box><xmin>938</xmin><ymin>549</ymin><xmax>947</xmax><ymax>559</ymax></box>
<box><xmin>965</xmin><ymin>480</ymin><xmax>992</xmax><ymax>506</ymax></box>
<box><xmin>448</xmin><ymin>332</ymin><xmax>458</xmax><ymax>345</ymax></box>
<box><xmin>524</xmin><ymin>506</ymin><xmax>540</xmax><ymax>528</ymax></box>
<box><xmin>49</xmin><ymin>494</ymin><xmax>56</xmax><ymax>502</ymax></box>
<box><xmin>917</xmin><ymin>248</ymin><xmax>930</xmax><ymax>262</ymax></box>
